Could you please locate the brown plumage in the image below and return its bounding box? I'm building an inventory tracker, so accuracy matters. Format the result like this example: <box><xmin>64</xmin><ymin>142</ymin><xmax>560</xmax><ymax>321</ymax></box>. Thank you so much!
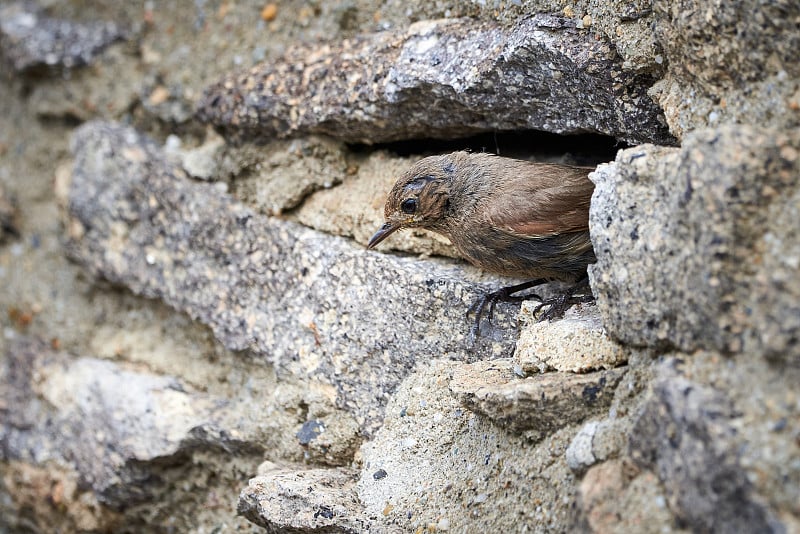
<box><xmin>367</xmin><ymin>151</ymin><xmax>595</xmax><ymax>282</ymax></box>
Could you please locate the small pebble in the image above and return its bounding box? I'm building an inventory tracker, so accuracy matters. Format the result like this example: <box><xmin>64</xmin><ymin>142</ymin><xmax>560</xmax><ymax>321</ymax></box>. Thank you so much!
<box><xmin>164</xmin><ymin>134</ymin><xmax>182</xmax><ymax>151</ymax></box>
<box><xmin>148</xmin><ymin>86</ymin><xmax>170</xmax><ymax>106</ymax></box>
<box><xmin>252</xmin><ymin>45</ymin><xmax>266</xmax><ymax>63</ymax></box>
<box><xmin>261</xmin><ymin>3</ymin><xmax>277</xmax><ymax>21</ymax></box>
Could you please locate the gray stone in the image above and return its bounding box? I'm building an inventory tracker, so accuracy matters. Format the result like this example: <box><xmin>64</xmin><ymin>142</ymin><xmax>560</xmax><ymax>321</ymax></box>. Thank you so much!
<box><xmin>356</xmin><ymin>359</ymin><xmax>587</xmax><ymax>532</ymax></box>
<box><xmin>578</xmin><ymin>459</ymin><xmax>679</xmax><ymax>534</ymax></box>
<box><xmin>139</xmin><ymin>80</ymin><xmax>196</xmax><ymax>125</ymax></box>
<box><xmin>0</xmin><ymin>338</ymin><xmax>255</xmax><ymax>510</ymax></box>
<box><xmin>566</xmin><ymin>418</ymin><xmax>628</xmax><ymax>473</ymax></box>
<box><xmin>65</xmin><ymin>121</ymin><xmax>520</xmax><ymax>435</ymax></box>
<box><xmin>628</xmin><ymin>359</ymin><xmax>782</xmax><ymax>533</ymax></box>
<box><xmin>566</xmin><ymin>421</ymin><xmax>599</xmax><ymax>471</ymax></box>
<box><xmin>238</xmin><ymin>467</ymin><xmax>372</xmax><ymax>533</ymax></box>
<box><xmin>26</xmin><ymin>44</ymin><xmax>141</xmax><ymax>121</ymax></box>
<box><xmin>589</xmin><ymin>125</ymin><xmax>800</xmax><ymax>361</ymax></box>
<box><xmin>196</xmin><ymin>16</ymin><xmax>674</xmax><ymax>145</ymax></box>
<box><xmin>295</xmin><ymin>416</ymin><xmax>361</xmax><ymax>467</ymax></box>
<box><xmin>223</xmin><ymin>136</ymin><xmax>350</xmax><ymax>216</ymax></box>
<box><xmin>650</xmin><ymin>0</ymin><xmax>800</xmax><ymax>140</ymax></box>
<box><xmin>0</xmin><ymin>2</ymin><xmax>128</xmax><ymax>73</ymax></box>
<box><xmin>515</xmin><ymin>302</ymin><xmax>629</xmax><ymax>373</ymax></box>
<box><xmin>448</xmin><ymin>359</ymin><xmax>626</xmax><ymax>440</ymax></box>
<box><xmin>179</xmin><ymin>130</ymin><xmax>225</xmax><ymax>180</ymax></box>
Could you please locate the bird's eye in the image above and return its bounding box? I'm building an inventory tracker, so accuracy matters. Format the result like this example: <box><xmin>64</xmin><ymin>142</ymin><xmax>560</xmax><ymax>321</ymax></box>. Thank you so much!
<box><xmin>400</xmin><ymin>198</ymin><xmax>418</xmax><ymax>214</ymax></box>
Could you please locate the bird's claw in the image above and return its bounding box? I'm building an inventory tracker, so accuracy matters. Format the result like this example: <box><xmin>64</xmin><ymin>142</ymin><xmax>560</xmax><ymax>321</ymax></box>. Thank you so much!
<box><xmin>466</xmin><ymin>280</ymin><xmax>546</xmax><ymax>342</ymax></box>
<box><xmin>530</xmin><ymin>293</ymin><xmax>595</xmax><ymax>322</ymax></box>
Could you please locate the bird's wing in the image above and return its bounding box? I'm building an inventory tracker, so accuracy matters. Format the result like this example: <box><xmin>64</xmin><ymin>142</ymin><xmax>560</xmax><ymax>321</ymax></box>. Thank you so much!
<box><xmin>484</xmin><ymin>163</ymin><xmax>594</xmax><ymax>237</ymax></box>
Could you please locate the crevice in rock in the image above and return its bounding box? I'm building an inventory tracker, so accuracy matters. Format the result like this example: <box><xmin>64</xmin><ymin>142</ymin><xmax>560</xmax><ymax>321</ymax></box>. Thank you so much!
<box><xmin>348</xmin><ymin>130</ymin><xmax>627</xmax><ymax>167</ymax></box>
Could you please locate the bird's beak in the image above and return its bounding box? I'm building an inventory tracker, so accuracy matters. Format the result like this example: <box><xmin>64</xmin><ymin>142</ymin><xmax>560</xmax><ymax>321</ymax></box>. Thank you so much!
<box><xmin>367</xmin><ymin>222</ymin><xmax>401</xmax><ymax>249</ymax></box>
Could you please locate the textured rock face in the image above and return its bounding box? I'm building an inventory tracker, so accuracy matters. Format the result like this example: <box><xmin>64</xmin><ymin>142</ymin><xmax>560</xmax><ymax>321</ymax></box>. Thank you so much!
<box><xmin>0</xmin><ymin>338</ymin><xmax>269</xmax><ymax>529</ymax></box>
<box><xmin>449</xmin><ymin>359</ymin><xmax>626</xmax><ymax>439</ymax></box>
<box><xmin>650</xmin><ymin>0</ymin><xmax>800</xmax><ymax>139</ymax></box>
<box><xmin>65</xmin><ymin>121</ymin><xmax>520</xmax><ymax>435</ymax></box>
<box><xmin>515</xmin><ymin>303</ymin><xmax>629</xmax><ymax>373</ymax></box>
<box><xmin>238</xmin><ymin>467</ymin><xmax>368</xmax><ymax>532</ymax></box>
<box><xmin>589</xmin><ymin>126</ymin><xmax>800</xmax><ymax>359</ymax></box>
<box><xmin>2</xmin><ymin>0</ymin><xmax>799</xmax><ymax>532</ymax></box>
<box><xmin>629</xmin><ymin>361</ymin><xmax>777</xmax><ymax>532</ymax></box>
<box><xmin>355</xmin><ymin>360</ymin><xmax>588</xmax><ymax>532</ymax></box>
<box><xmin>197</xmin><ymin>16</ymin><xmax>674</xmax><ymax>146</ymax></box>
<box><xmin>0</xmin><ymin>2</ymin><xmax>127</xmax><ymax>72</ymax></box>
<box><xmin>1</xmin><ymin>339</ymin><xmax>222</xmax><ymax>508</ymax></box>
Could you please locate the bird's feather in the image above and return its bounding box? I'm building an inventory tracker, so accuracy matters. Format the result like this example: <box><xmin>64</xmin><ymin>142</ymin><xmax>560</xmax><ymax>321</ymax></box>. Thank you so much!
<box><xmin>482</xmin><ymin>161</ymin><xmax>594</xmax><ymax>238</ymax></box>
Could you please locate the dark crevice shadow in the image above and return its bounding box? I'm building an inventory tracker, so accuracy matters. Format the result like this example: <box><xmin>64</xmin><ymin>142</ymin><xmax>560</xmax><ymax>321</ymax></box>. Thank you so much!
<box><xmin>348</xmin><ymin>130</ymin><xmax>627</xmax><ymax>167</ymax></box>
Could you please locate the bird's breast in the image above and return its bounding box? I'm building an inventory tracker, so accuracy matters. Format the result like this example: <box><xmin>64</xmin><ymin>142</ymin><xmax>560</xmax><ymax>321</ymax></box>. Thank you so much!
<box><xmin>446</xmin><ymin>225</ymin><xmax>595</xmax><ymax>281</ymax></box>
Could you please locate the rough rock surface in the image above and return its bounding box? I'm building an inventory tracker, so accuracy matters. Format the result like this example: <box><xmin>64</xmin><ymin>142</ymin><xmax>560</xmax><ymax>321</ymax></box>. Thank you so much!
<box><xmin>65</xmin><ymin>121</ymin><xmax>520</xmax><ymax>434</ymax></box>
<box><xmin>515</xmin><ymin>303</ymin><xmax>629</xmax><ymax>373</ymax></box>
<box><xmin>238</xmin><ymin>466</ymin><xmax>370</xmax><ymax>533</ymax></box>
<box><xmin>222</xmin><ymin>135</ymin><xmax>350</xmax><ymax>216</ymax></box>
<box><xmin>629</xmin><ymin>358</ymin><xmax>791</xmax><ymax>533</ymax></box>
<box><xmin>197</xmin><ymin>16</ymin><xmax>674</xmax><ymax>145</ymax></box>
<box><xmin>589</xmin><ymin>125</ymin><xmax>800</xmax><ymax>360</ymax></box>
<box><xmin>24</xmin><ymin>44</ymin><xmax>141</xmax><ymax>122</ymax></box>
<box><xmin>0</xmin><ymin>337</ymin><xmax>266</xmax><ymax>528</ymax></box>
<box><xmin>449</xmin><ymin>359</ymin><xmax>626</xmax><ymax>440</ymax></box>
<box><xmin>650</xmin><ymin>0</ymin><xmax>800</xmax><ymax>139</ymax></box>
<box><xmin>578</xmin><ymin>459</ymin><xmax>678</xmax><ymax>534</ymax></box>
<box><xmin>2</xmin><ymin>0</ymin><xmax>799</xmax><ymax>532</ymax></box>
<box><xmin>0</xmin><ymin>2</ymin><xmax>128</xmax><ymax>73</ymax></box>
<box><xmin>355</xmin><ymin>360</ymin><xmax>590</xmax><ymax>532</ymax></box>
<box><xmin>572</xmin><ymin>350</ymin><xmax>800</xmax><ymax>532</ymax></box>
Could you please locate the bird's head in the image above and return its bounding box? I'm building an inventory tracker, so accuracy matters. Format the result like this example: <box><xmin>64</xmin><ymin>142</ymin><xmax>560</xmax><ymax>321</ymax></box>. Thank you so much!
<box><xmin>367</xmin><ymin>154</ymin><xmax>454</xmax><ymax>249</ymax></box>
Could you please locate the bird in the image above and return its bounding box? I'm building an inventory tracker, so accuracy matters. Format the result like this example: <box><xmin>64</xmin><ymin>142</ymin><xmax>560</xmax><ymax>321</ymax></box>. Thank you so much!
<box><xmin>367</xmin><ymin>151</ymin><xmax>596</xmax><ymax>337</ymax></box>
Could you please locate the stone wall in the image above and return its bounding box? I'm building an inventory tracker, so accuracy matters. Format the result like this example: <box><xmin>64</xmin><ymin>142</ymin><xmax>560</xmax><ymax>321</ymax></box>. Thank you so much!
<box><xmin>1</xmin><ymin>1</ymin><xmax>797</xmax><ymax>532</ymax></box>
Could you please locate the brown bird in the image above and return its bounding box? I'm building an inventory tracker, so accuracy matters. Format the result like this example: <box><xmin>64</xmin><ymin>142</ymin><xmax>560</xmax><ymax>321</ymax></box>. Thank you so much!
<box><xmin>367</xmin><ymin>151</ymin><xmax>595</xmax><ymax>335</ymax></box>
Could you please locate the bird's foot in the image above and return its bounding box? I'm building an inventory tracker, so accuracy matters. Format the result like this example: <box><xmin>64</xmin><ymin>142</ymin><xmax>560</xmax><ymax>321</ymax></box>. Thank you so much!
<box><xmin>530</xmin><ymin>292</ymin><xmax>595</xmax><ymax>321</ymax></box>
<box><xmin>529</xmin><ymin>276</ymin><xmax>594</xmax><ymax>322</ymax></box>
<box><xmin>467</xmin><ymin>279</ymin><xmax>546</xmax><ymax>343</ymax></box>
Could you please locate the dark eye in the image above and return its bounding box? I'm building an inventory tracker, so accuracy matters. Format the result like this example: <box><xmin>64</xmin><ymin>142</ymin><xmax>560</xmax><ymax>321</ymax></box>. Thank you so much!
<box><xmin>400</xmin><ymin>198</ymin><xmax>418</xmax><ymax>214</ymax></box>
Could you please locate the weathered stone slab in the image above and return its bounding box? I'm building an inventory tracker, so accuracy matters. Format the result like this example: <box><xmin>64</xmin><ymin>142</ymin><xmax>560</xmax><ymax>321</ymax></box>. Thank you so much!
<box><xmin>650</xmin><ymin>0</ymin><xmax>800</xmax><ymax>139</ymax></box>
<box><xmin>629</xmin><ymin>359</ymin><xmax>779</xmax><ymax>533</ymax></box>
<box><xmin>196</xmin><ymin>16</ymin><xmax>674</xmax><ymax>145</ymax></box>
<box><xmin>449</xmin><ymin>359</ymin><xmax>626</xmax><ymax>440</ymax></box>
<box><xmin>589</xmin><ymin>125</ymin><xmax>800</xmax><ymax>360</ymax></box>
<box><xmin>515</xmin><ymin>303</ymin><xmax>629</xmax><ymax>373</ymax></box>
<box><xmin>0</xmin><ymin>338</ymin><xmax>244</xmax><ymax>510</ymax></box>
<box><xmin>65</xmin><ymin>121</ymin><xmax>519</xmax><ymax>435</ymax></box>
<box><xmin>0</xmin><ymin>2</ymin><xmax>127</xmax><ymax>73</ymax></box>
<box><xmin>238</xmin><ymin>466</ymin><xmax>372</xmax><ymax>533</ymax></box>
<box><xmin>356</xmin><ymin>359</ymin><xmax>588</xmax><ymax>532</ymax></box>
